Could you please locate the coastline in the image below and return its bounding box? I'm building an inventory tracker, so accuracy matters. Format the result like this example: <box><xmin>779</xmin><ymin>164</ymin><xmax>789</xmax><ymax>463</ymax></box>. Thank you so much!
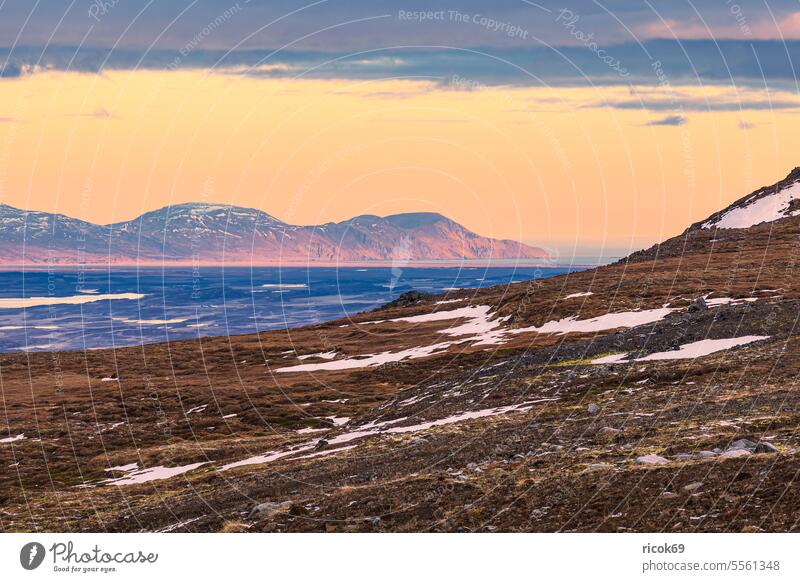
<box><xmin>0</xmin><ymin>259</ymin><xmax>604</xmax><ymax>270</ymax></box>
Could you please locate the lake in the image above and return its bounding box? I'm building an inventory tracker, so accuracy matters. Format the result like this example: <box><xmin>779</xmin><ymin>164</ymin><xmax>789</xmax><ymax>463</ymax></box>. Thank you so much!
<box><xmin>0</xmin><ymin>264</ymin><xmax>594</xmax><ymax>352</ymax></box>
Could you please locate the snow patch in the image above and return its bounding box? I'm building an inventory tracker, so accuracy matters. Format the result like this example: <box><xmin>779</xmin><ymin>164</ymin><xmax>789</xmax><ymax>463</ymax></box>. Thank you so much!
<box><xmin>638</xmin><ymin>336</ymin><xmax>769</xmax><ymax>361</ymax></box>
<box><xmin>564</xmin><ymin>291</ymin><xmax>594</xmax><ymax>299</ymax></box>
<box><xmin>102</xmin><ymin>462</ymin><xmax>206</xmax><ymax>486</ymax></box>
<box><xmin>702</xmin><ymin>181</ymin><xmax>800</xmax><ymax>229</ymax></box>
<box><xmin>297</xmin><ymin>351</ymin><xmax>338</xmax><ymax>360</ymax></box>
<box><xmin>514</xmin><ymin>307</ymin><xmax>674</xmax><ymax>335</ymax></box>
<box><xmin>592</xmin><ymin>335</ymin><xmax>769</xmax><ymax>364</ymax></box>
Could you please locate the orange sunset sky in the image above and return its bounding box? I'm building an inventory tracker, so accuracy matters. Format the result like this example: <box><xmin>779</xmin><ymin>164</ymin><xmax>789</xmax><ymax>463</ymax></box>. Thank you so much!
<box><xmin>2</xmin><ymin>1</ymin><xmax>800</xmax><ymax>255</ymax></box>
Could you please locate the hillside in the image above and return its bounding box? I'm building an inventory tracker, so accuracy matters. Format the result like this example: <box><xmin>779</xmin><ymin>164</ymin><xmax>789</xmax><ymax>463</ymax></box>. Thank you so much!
<box><xmin>2</xmin><ymin>170</ymin><xmax>800</xmax><ymax>533</ymax></box>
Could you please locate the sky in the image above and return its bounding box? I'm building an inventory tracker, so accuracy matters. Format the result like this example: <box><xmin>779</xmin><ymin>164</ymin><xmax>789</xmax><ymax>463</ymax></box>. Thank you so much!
<box><xmin>1</xmin><ymin>1</ymin><xmax>800</xmax><ymax>255</ymax></box>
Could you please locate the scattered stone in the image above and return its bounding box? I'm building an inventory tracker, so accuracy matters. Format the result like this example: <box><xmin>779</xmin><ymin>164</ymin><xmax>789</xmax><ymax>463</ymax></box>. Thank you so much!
<box><xmin>683</xmin><ymin>482</ymin><xmax>703</xmax><ymax>493</ymax></box>
<box><xmin>660</xmin><ymin>491</ymin><xmax>678</xmax><ymax>499</ymax></box>
<box><xmin>673</xmin><ymin>453</ymin><xmax>693</xmax><ymax>461</ymax></box>
<box><xmin>754</xmin><ymin>442</ymin><xmax>779</xmax><ymax>453</ymax></box>
<box><xmin>598</xmin><ymin>427</ymin><xmax>621</xmax><ymax>436</ymax></box>
<box><xmin>248</xmin><ymin>501</ymin><xmax>293</xmax><ymax>519</ymax></box>
<box><xmin>530</xmin><ymin>508</ymin><xmax>548</xmax><ymax>520</ymax></box>
<box><xmin>314</xmin><ymin>439</ymin><xmax>329</xmax><ymax>451</ymax></box>
<box><xmin>696</xmin><ymin>450</ymin><xmax>717</xmax><ymax>459</ymax></box>
<box><xmin>728</xmin><ymin>439</ymin><xmax>757</xmax><ymax>452</ymax></box>
<box><xmin>380</xmin><ymin>290</ymin><xmax>431</xmax><ymax>309</ymax></box>
<box><xmin>687</xmin><ymin>297</ymin><xmax>708</xmax><ymax>313</ymax></box>
<box><xmin>587</xmin><ymin>403</ymin><xmax>601</xmax><ymax>415</ymax></box>
<box><xmin>583</xmin><ymin>463</ymin><xmax>614</xmax><ymax>473</ymax></box>
<box><xmin>636</xmin><ymin>454</ymin><xmax>670</xmax><ymax>465</ymax></box>
<box><xmin>720</xmin><ymin>449</ymin><xmax>751</xmax><ymax>459</ymax></box>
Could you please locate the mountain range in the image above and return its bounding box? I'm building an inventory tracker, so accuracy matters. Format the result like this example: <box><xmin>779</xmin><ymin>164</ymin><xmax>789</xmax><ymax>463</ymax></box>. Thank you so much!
<box><xmin>0</xmin><ymin>202</ymin><xmax>546</xmax><ymax>264</ymax></box>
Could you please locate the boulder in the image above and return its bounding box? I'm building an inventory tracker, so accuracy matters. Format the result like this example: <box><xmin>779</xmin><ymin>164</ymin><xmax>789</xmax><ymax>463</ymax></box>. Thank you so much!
<box><xmin>248</xmin><ymin>501</ymin><xmax>293</xmax><ymax>519</ymax></box>
<box><xmin>636</xmin><ymin>454</ymin><xmax>670</xmax><ymax>465</ymax></box>
<box><xmin>381</xmin><ymin>290</ymin><xmax>431</xmax><ymax>309</ymax></box>
<box><xmin>583</xmin><ymin>463</ymin><xmax>615</xmax><ymax>473</ymax></box>
<box><xmin>728</xmin><ymin>438</ymin><xmax>757</xmax><ymax>452</ymax></box>
<box><xmin>720</xmin><ymin>449</ymin><xmax>751</xmax><ymax>459</ymax></box>
<box><xmin>687</xmin><ymin>297</ymin><xmax>708</xmax><ymax>313</ymax></box>
<box><xmin>754</xmin><ymin>441</ymin><xmax>779</xmax><ymax>453</ymax></box>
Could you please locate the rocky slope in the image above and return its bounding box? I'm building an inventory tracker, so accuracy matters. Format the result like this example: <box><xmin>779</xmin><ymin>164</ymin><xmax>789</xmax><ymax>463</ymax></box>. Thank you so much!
<box><xmin>0</xmin><ymin>203</ymin><xmax>546</xmax><ymax>264</ymax></box>
<box><xmin>2</xmin><ymin>170</ymin><xmax>800</xmax><ymax>533</ymax></box>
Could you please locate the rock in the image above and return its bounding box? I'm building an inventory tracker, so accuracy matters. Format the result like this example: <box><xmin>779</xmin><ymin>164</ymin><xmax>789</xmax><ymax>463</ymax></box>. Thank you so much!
<box><xmin>687</xmin><ymin>297</ymin><xmax>708</xmax><ymax>313</ymax></box>
<box><xmin>683</xmin><ymin>482</ymin><xmax>703</xmax><ymax>493</ymax></box>
<box><xmin>598</xmin><ymin>427</ymin><xmax>620</xmax><ymax>435</ymax></box>
<box><xmin>248</xmin><ymin>501</ymin><xmax>293</xmax><ymax>519</ymax></box>
<box><xmin>673</xmin><ymin>453</ymin><xmax>693</xmax><ymax>461</ymax></box>
<box><xmin>696</xmin><ymin>450</ymin><xmax>717</xmax><ymax>459</ymax></box>
<box><xmin>636</xmin><ymin>454</ymin><xmax>670</xmax><ymax>465</ymax></box>
<box><xmin>314</xmin><ymin>439</ymin><xmax>329</xmax><ymax>451</ymax></box>
<box><xmin>587</xmin><ymin>403</ymin><xmax>601</xmax><ymax>415</ymax></box>
<box><xmin>754</xmin><ymin>441</ymin><xmax>779</xmax><ymax>453</ymax></box>
<box><xmin>660</xmin><ymin>491</ymin><xmax>678</xmax><ymax>499</ymax></box>
<box><xmin>530</xmin><ymin>508</ymin><xmax>548</xmax><ymax>520</ymax></box>
<box><xmin>727</xmin><ymin>438</ymin><xmax>757</xmax><ymax>452</ymax></box>
<box><xmin>583</xmin><ymin>463</ymin><xmax>614</xmax><ymax>473</ymax></box>
<box><xmin>381</xmin><ymin>290</ymin><xmax>431</xmax><ymax>309</ymax></box>
<box><xmin>720</xmin><ymin>449</ymin><xmax>751</xmax><ymax>459</ymax></box>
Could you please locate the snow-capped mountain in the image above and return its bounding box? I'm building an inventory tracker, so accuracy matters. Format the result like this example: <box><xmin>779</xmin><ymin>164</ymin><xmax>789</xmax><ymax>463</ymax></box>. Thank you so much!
<box><xmin>0</xmin><ymin>202</ymin><xmax>547</xmax><ymax>264</ymax></box>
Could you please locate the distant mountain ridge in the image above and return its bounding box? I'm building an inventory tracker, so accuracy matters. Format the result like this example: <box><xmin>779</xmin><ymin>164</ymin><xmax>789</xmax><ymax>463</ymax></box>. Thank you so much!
<box><xmin>0</xmin><ymin>202</ymin><xmax>547</xmax><ymax>264</ymax></box>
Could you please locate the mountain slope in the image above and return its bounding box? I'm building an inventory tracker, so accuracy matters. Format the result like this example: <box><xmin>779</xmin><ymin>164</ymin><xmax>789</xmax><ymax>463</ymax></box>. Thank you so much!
<box><xmin>0</xmin><ymin>202</ymin><xmax>546</xmax><ymax>264</ymax></box>
<box><xmin>627</xmin><ymin>167</ymin><xmax>800</xmax><ymax>264</ymax></box>
<box><xmin>695</xmin><ymin>167</ymin><xmax>800</xmax><ymax>231</ymax></box>
<box><xmin>4</xmin><ymin>168</ymin><xmax>800</xmax><ymax>533</ymax></box>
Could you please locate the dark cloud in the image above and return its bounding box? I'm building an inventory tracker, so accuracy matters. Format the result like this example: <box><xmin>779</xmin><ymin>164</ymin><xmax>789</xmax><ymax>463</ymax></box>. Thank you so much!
<box><xmin>646</xmin><ymin>115</ymin><xmax>687</xmax><ymax>126</ymax></box>
<box><xmin>3</xmin><ymin>36</ymin><xmax>800</xmax><ymax>89</ymax></box>
<box><xmin>601</xmin><ymin>97</ymin><xmax>800</xmax><ymax>112</ymax></box>
<box><xmin>2</xmin><ymin>1</ymin><xmax>800</xmax><ymax>51</ymax></box>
